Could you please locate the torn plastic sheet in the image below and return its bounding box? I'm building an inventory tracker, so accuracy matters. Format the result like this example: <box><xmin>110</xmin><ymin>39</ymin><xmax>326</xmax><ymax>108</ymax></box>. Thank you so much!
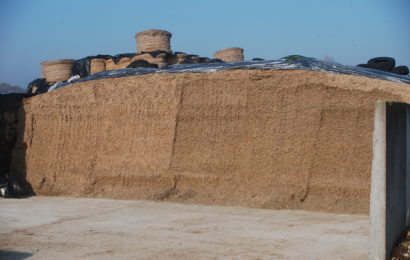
<box><xmin>51</xmin><ymin>59</ymin><xmax>410</xmax><ymax>91</ymax></box>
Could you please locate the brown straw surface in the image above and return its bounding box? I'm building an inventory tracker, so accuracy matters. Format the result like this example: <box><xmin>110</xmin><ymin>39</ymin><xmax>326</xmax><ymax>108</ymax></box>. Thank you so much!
<box><xmin>135</xmin><ymin>29</ymin><xmax>172</xmax><ymax>54</ymax></box>
<box><xmin>41</xmin><ymin>59</ymin><xmax>74</xmax><ymax>82</ymax></box>
<box><xmin>104</xmin><ymin>59</ymin><xmax>117</xmax><ymax>70</ymax></box>
<box><xmin>213</xmin><ymin>47</ymin><xmax>244</xmax><ymax>62</ymax></box>
<box><xmin>90</xmin><ymin>59</ymin><xmax>106</xmax><ymax>74</ymax></box>
<box><xmin>131</xmin><ymin>53</ymin><xmax>167</xmax><ymax>68</ymax></box>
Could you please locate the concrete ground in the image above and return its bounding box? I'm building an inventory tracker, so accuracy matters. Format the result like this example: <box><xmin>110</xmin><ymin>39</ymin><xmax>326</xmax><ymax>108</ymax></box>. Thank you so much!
<box><xmin>0</xmin><ymin>197</ymin><xmax>368</xmax><ymax>259</ymax></box>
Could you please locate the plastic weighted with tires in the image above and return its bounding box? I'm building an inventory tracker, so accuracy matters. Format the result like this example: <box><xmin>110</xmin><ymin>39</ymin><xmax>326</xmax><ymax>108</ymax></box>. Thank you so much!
<box><xmin>367</xmin><ymin>57</ymin><xmax>395</xmax><ymax>71</ymax></box>
<box><xmin>391</xmin><ymin>66</ymin><xmax>409</xmax><ymax>76</ymax></box>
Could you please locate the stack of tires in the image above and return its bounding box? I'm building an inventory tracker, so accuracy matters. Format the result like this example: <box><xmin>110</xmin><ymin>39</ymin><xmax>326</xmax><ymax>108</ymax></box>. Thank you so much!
<box><xmin>357</xmin><ymin>57</ymin><xmax>409</xmax><ymax>75</ymax></box>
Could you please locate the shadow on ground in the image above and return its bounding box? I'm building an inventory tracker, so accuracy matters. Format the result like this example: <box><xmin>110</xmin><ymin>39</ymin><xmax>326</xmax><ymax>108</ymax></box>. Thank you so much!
<box><xmin>0</xmin><ymin>250</ymin><xmax>33</xmax><ymax>260</ymax></box>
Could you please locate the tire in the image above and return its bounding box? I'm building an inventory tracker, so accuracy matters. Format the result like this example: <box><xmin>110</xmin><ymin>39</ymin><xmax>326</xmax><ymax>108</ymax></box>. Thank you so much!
<box><xmin>367</xmin><ymin>57</ymin><xmax>395</xmax><ymax>71</ymax></box>
<box><xmin>357</xmin><ymin>64</ymin><xmax>370</xmax><ymax>68</ymax></box>
<box><xmin>126</xmin><ymin>60</ymin><xmax>158</xmax><ymax>69</ymax></box>
<box><xmin>391</xmin><ymin>66</ymin><xmax>409</xmax><ymax>75</ymax></box>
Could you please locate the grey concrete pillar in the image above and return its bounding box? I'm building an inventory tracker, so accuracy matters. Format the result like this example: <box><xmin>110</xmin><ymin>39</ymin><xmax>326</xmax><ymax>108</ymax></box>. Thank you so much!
<box><xmin>369</xmin><ymin>101</ymin><xmax>387</xmax><ymax>260</ymax></box>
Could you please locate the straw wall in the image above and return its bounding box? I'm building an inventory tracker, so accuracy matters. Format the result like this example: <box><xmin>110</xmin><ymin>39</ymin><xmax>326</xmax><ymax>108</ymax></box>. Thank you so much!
<box><xmin>11</xmin><ymin>70</ymin><xmax>410</xmax><ymax>214</ymax></box>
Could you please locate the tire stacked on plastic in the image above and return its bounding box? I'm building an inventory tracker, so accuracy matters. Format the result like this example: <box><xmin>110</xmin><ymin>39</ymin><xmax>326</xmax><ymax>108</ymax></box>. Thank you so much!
<box><xmin>357</xmin><ymin>57</ymin><xmax>409</xmax><ymax>75</ymax></box>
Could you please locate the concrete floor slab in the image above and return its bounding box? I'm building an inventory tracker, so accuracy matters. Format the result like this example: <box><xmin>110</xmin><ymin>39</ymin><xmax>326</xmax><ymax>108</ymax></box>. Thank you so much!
<box><xmin>0</xmin><ymin>197</ymin><xmax>368</xmax><ymax>259</ymax></box>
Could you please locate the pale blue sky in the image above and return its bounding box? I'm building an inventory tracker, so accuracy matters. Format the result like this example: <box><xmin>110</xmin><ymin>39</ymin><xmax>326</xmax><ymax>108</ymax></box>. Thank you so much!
<box><xmin>0</xmin><ymin>0</ymin><xmax>409</xmax><ymax>88</ymax></box>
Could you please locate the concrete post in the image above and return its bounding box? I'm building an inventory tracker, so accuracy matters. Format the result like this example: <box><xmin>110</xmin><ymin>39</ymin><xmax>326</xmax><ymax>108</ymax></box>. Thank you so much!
<box><xmin>369</xmin><ymin>101</ymin><xmax>386</xmax><ymax>260</ymax></box>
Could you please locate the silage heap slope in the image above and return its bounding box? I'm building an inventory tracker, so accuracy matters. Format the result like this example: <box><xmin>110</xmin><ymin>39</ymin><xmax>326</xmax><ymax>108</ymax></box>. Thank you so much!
<box><xmin>11</xmin><ymin>69</ymin><xmax>410</xmax><ymax>214</ymax></box>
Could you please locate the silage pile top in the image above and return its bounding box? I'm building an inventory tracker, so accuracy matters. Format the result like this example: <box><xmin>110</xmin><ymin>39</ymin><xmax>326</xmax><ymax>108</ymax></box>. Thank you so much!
<box><xmin>52</xmin><ymin>58</ymin><xmax>410</xmax><ymax>91</ymax></box>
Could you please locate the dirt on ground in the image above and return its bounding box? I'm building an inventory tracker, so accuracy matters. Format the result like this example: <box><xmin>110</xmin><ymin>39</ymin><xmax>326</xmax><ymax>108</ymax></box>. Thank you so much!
<box><xmin>0</xmin><ymin>196</ymin><xmax>369</xmax><ymax>259</ymax></box>
<box><xmin>9</xmin><ymin>70</ymin><xmax>410</xmax><ymax>214</ymax></box>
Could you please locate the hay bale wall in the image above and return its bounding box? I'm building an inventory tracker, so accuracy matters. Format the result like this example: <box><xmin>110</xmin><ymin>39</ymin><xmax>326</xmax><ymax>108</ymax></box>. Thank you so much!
<box><xmin>10</xmin><ymin>70</ymin><xmax>410</xmax><ymax>214</ymax></box>
<box><xmin>41</xmin><ymin>59</ymin><xmax>74</xmax><ymax>83</ymax></box>
<box><xmin>213</xmin><ymin>47</ymin><xmax>244</xmax><ymax>62</ymax></box>
<box><xmin>135</xmin><ymin>29</ymin><xmax>172</xmax><ymax>54</ymax></box>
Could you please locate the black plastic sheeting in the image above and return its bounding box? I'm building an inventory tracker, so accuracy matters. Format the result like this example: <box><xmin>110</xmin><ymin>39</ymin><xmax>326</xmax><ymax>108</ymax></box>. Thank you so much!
<box><xmin>52</xmin><ymin>59</ymin><xmax>410</xmax><ymax>92</ymax></box>
<box><xmin>71</xmin><ymin>53</ymin><xmax>138</xmax><ymax>78</ymax></box>
<box><xmin>27</xmin><ymin>78</ymin><xmax>49</xmax><ymax>94</ymax></box>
